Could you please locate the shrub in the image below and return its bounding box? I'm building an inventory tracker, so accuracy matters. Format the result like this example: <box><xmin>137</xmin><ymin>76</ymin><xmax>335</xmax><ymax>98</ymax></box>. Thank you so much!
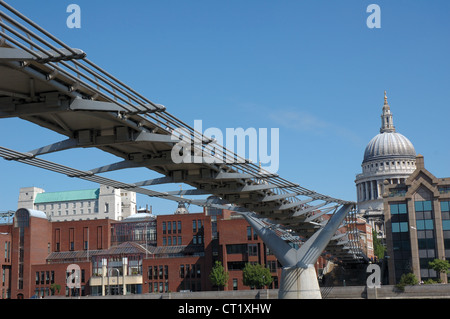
<box><xmin>395</xmin><ymin>273</ymin><xmax>418</xmax><ymax>292</ymax></box>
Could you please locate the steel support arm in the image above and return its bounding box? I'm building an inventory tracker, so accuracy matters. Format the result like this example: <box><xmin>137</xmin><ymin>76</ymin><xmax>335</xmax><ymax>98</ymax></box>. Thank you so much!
<box><xmin>296</xmin><ymin>204</ymin><xmax>353</xmax><ymax>267</ymax></box>
<box><xmin>292</xmin><ymin>201</ymin><xmax>330</xmax><ymax>217</ymax></box>
<box><xmin>241</xmin><ymin>212</ymin><xmax>299</xmax><ymax>267</ymax></box>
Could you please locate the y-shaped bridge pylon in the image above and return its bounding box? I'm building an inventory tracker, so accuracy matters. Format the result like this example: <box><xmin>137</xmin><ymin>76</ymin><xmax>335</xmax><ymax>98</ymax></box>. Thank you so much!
<box><xmin>242</xmin><ymin>204</ymin><xmax>353</xmax><ymax>299</ymax></box>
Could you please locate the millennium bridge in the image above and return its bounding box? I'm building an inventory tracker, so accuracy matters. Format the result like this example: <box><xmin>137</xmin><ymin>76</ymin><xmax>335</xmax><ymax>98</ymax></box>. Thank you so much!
<box><xmin>0</xmin><ymin>1</ymin><xmax>368</xmax><ymax>298</ymax></box>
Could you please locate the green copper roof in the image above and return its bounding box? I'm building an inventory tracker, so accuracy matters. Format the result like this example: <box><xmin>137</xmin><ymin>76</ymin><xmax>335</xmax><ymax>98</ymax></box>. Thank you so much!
<box><xmin>35</xmin><ymin>188</ymin><xmax>100</xmax><ymax>204</ymax></box>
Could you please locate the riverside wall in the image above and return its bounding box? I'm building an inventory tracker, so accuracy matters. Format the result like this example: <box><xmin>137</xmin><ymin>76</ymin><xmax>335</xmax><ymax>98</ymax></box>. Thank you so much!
<box><xmin>59</xmin><ymin>284</ymin><xmax>450</xmax><ymax>299</ymax></box>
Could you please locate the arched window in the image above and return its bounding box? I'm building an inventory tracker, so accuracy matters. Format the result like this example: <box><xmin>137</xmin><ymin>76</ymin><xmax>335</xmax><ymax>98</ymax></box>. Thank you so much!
<box><xmin>14</xmin><ymin>209</ymin><xmax>30</xmax><ymax>228</ymax></box>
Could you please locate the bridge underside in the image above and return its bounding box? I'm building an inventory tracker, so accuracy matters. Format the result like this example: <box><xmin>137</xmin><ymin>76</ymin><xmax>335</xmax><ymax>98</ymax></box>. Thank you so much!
<box><xmin>0</xmin><ymin>0</ymin><xmax>367</xmax><ymax>273</ymax></box>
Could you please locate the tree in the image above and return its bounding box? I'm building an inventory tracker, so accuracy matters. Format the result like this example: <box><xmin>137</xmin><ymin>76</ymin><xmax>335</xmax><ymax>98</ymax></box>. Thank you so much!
<box><xmin>372</xmin><ymin>230</ymin><xmax>386</xmax><ymax>260</ymax></box>
<box><xmin>50</xmin><ymin>283</ymin><xmax>61</xmax><ymax>295</ymax></box>
<box><xmin>428</xmin><ymin>258</ymin><xmax>450</xmax><ymax>276</ymax></box>
<box><xmin>242</xmin><ymin>263</ymin><xmax>273</xmax><ymax>289</ymax></box>
<box><xmin>396</xmin><ymin>273</ymin><xmax>418</xmax><ymax>292</ymax></box>
<box><xmin>209</xmin><ymin>261</ymin><xmax>229</xmax><ymax>290</ymax></box>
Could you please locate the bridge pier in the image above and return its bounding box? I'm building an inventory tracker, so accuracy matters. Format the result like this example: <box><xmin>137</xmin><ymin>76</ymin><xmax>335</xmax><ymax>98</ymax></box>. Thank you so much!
<box><xmin>278</xmin><ymin>265</ymin><xmax>321</xmax><ymax>299</ymax></box>
<box><xmin>242</xmin><ymin>204</ymin><xmax>353</xmax><ymax>299</ymax></box>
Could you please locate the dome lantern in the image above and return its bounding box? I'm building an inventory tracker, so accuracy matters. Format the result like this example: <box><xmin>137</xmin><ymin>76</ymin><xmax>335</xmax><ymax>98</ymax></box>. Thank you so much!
<box><xmin>380</xmin><ymin>90</ymin><xmax>396</xmax><ymax>133</ymax></box>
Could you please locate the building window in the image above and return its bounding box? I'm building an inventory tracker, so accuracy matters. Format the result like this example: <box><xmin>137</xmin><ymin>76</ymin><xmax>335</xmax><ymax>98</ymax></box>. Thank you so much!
<box><xmin>186</xmin><ymin>265</ymin><xmax>190</xmax><ymax>278</ymax></box>
<box><xmin>226</xmin><ymin>244</ymin><xmax>248</xmax><ymax>254</ymax></box>
<box><xmin>180</xmin><ymin>265</ymin><xmax>184</xmax><ymax>278</ymax></box>
<box><xmin>415</xmin><ymin>200</ymin><xmax>432</xmax><ymax>212</ymax></box>
<box><xmin>55</xmin><ymin>228</ymin><xmax>61</xmax><ymax>252</ymax></box>
<box><xmin>83</xmin><ymin>227</ymin><xmax>89</xmax><ymax>250</ymax></box>
<box><xmin>97</xmin><ymin>226</ymin><xmax>103</xmax><ymax>249</ymax></box>
<box><xmin>439</xmin><ymin>187</ymin><xmax>450</xmax><ymax>194</ymax></box>
<box><xmin>441</xmin><ymin>201</ymin><xmax>450</xmax><ymax>213</ymax></box>
<box><xmin>268</xmin><ymin>260</ymin><xmax>277</xmax><ymax>272</ymax></box>
<box><xmin>441</xmin><ymin>202</ymin><xmax>450</xmax><ymax>236</ymax></box>
<box><xmin>414</xmin><ymin>200</ymin><xmax>437</xmax><ymax>280</ymax></box>
<box><xmin>390</xmin><ymin>203</ymin><xmax>407</xmax><ymax>215</ymax></box>
<box><xmin>159</xmin><ymin>266</ymin><xmax>163</xmax><ymax>279</ymax></box>
<box><xmin>148</xmin><ymin>266</ymin><xmax>153</xmax><ymax>280</ymax></box>
<box><xmin>390</xmin><ymin>203</ymin><xmax>409</xmax><ymax>233</ymax></box>
<box><xmin>248</xmin><ymin>243</ymin><xmax>258</xmax><ymax>256</ymax></box>
<box><xmin>392</xmin><ymin>222</ymin><xmax>409</xmax><ymax>233</ymax></box>
<box><xmin>417</xmin><ymin>220</ymin><xmax>434</xmax><ymax>230</ymax></box>
<box><xmin>69</xmin><ymin>228</ymin><xmax>75</xmax><ymax>251</ymax></box>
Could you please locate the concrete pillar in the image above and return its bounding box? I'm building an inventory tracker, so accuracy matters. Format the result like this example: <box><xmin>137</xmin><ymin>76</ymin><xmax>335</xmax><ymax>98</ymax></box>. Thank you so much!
<box><xmin>365</xmin><ymin>182</ymin><xmax>369</xmax><ymax>201</ymax></box>
<box><xmin>278</xmin><ymin>265</ymin><xmax>321</xmax><ymax>299</ymax></box>
<box><xmin>101</xmin><ymin>258</ymin><xmax>107</xmax><ymax>296</ymax></box>
<box><xmin>370</xmin><ymin>181</ymin><xmax>375</xmax><ymax>200</ymax></box>
<box><xmin>122</xmin><ymin>257</ymin><xmax>128</xmax><ymax>295</ymax></box>
<box><xmin>377</xmin><ymin>181</ymin><xmax>382</xmax><ymax>199</ymax></box>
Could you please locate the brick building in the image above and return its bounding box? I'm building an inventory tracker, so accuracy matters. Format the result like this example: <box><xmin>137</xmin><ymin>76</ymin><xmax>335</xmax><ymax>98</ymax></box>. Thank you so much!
<box><xmin>0</xmin><ymin>229</ymin><xmax>11</xmax><ymax>299</ymax></box>
<box><xmin>0</xmin><ymin>203</ymin><xmax>367</xmax><ymax>298</ymax></box>
<box><xmin>0</xmin><ymin>205</ymin><xmax>284</xmax><ymax>298</ymax></box>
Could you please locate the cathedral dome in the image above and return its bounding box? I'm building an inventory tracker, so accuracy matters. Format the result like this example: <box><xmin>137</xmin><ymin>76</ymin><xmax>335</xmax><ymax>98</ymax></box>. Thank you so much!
<box><xmin>363</xmin><ymin>132</ymin><xmax>416</xmax><ymax>163</ymax></box>
<box><xmin>362</xmin><ymin>91</ymin><xmax>415</xmax><ymax>164</ymax></box>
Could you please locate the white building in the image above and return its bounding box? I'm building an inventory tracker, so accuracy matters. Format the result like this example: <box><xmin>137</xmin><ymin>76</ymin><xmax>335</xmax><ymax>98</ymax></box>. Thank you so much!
<box><xmin>17</xmin><ymin>184</ymin><xmax>136</xmax><ymax>221</ymax></box>
<box><xmin>355</xmin><ymin>92</ymin><xmax>417</xmax><ymax>238</ymax></box>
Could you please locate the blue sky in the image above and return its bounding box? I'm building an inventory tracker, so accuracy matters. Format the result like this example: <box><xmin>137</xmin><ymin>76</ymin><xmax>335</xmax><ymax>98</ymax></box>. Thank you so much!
<box><xmin>0</xmin><ymin>0</ymin><xmax>449</xmax><ymax>215</ymax></box>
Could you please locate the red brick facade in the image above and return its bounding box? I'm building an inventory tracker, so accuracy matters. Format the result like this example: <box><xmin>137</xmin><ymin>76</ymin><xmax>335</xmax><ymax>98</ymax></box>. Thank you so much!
<box><xmin>0</xmin><ymin>207</ymin><xmax>358</xmax><ymax>299</ymax></box>
<box><xmin>0</xmin><ymin>227</ymin><xmax>12</xmax><ymax>299</ymax></box>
